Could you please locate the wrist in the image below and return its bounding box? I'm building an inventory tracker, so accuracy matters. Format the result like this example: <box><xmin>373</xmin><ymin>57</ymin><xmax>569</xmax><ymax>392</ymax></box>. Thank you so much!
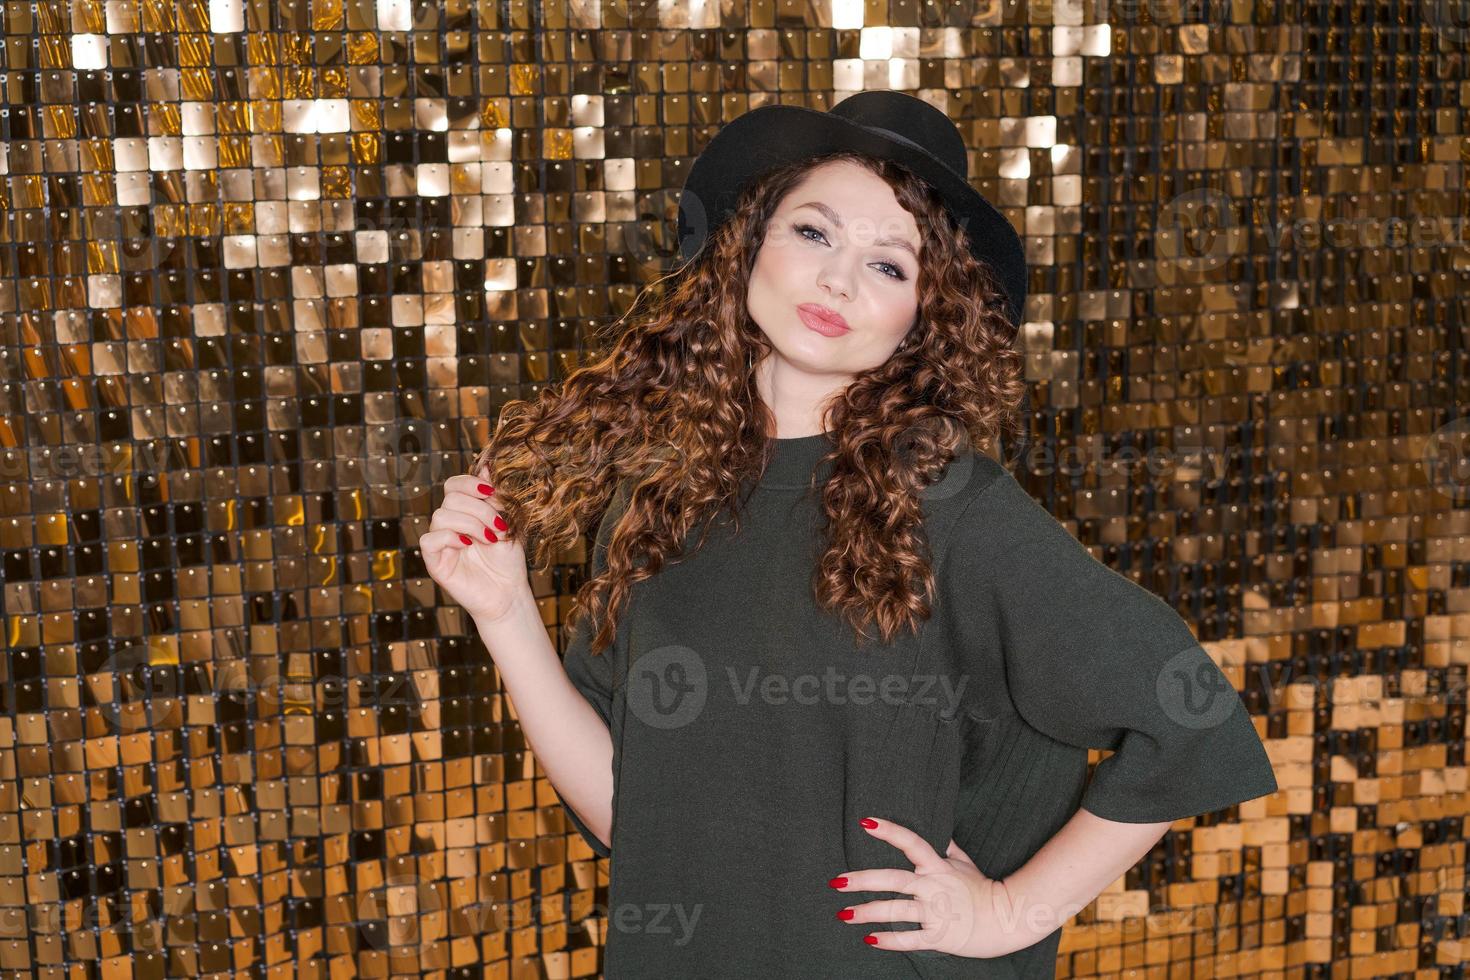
<box><xmin>991</xmin><ymin>875</ymin><xmax>1033</xmax><ymax>955</ymax></box>
<box><xmin>995</xmin><ymin>872</ymin><xmax>1079</xmax><ymax>954</ymax></box>
<box><xmin>472</xmin><ymin>594</ymin><xmax>543</xmax><ymax>644</ymax></box>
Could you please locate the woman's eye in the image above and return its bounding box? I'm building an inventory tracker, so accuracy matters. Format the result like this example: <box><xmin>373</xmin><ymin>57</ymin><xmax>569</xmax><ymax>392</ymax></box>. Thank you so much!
<box><xmin>796</xmin><ymin>223</ymin><xmax>906</xmax><ymax>281</ymax></box>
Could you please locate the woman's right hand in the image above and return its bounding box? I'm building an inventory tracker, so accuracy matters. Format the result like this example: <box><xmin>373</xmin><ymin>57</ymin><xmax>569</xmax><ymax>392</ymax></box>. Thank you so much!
<box><xmin>421</xmin><ymin>463</ymin><xmax>534</xmax><ymax>625</ymax></box>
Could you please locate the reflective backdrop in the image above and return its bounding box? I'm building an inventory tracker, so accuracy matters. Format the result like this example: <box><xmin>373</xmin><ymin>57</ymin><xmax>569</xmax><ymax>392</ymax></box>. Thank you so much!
<box><xmin>0</xmin><ymin>0</ymin><xmax>1467</xmax><ymax>977</ymax></box>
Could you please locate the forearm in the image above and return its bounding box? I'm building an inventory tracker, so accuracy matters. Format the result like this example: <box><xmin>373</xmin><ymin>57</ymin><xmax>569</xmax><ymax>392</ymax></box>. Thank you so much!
<box><xmin>996</xmin><ymin>806</ymin><xmax>1172</xmax><ymax>948</ymax></box>
<box><xmin>473</xmin><ymin>601</ymin><xmax>615</xmax><ymax>851</ymax></box>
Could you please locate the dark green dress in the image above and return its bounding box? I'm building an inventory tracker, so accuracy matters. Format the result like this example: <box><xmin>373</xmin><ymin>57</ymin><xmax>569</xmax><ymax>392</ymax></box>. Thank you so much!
<box><xmin>557</xmin><ymin>432</ymin><xmax>1277</xmax><ymax>979</ymax></box>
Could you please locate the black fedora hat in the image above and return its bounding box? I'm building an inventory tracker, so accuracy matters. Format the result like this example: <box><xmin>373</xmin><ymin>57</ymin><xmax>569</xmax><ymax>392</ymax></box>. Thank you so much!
<box><xmin>675</xmin><ymin>90</ymin><xmax>1028</xmax><ymax>328</ymax></box>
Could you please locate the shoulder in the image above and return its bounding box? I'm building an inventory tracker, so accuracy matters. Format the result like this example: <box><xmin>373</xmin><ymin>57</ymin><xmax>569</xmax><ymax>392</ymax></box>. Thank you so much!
<box><xmin>592</xmin><ymin>476</ymin><xmax>638</xmax><ymax>549</ymax></box>
<box><xmin>921</xmin><ymin>448</ymin><xmax>1007</xmax><ymax>512</ymax></box>
<box><xmin>932</xmin><ymin>450</ymin><xmax>1099</xmax><ymax>580</ymax></box>
<box><xmin>927</xmin><ymin>449</ymin><xmax>1053</xmax><ymax>534</ymax></box>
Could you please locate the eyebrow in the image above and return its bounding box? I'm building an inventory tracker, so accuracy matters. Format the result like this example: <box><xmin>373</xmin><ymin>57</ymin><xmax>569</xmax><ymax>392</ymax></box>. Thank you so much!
<box><xmin>793</xmin><ymin>201</ymin><xmax>919</xmax><ymax>259</ymax></box>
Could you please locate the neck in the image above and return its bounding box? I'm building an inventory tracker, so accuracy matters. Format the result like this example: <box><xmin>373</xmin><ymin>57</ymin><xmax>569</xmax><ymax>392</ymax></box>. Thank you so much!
<box><xmin>754</xmin><ymin>350</ymin><xmax>849</xmax><ymax>440</ymax></box>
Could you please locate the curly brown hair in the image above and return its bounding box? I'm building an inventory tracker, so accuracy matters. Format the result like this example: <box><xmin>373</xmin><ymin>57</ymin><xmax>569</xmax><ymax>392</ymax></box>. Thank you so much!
<box><xmin>471</xmin><ymin>148</ymin><xmax>1026</xmax><ymax>657</ymax></box>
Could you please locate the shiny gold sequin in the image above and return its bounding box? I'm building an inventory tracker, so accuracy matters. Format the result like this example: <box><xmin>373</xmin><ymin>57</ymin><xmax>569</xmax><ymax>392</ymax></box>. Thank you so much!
<box><xmin>0</xmin><ymin>1</ymin><xmax>1466</xmax><ymax>978</ymax></box>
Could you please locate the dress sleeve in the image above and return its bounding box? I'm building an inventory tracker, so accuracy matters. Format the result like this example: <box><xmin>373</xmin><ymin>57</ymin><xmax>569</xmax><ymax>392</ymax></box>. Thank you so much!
<box><xmin>556</xmin><ymin>480</ymin><xmax>632</xmax><ymax>858</ymax></box>
<box><xmin>952</xmin><ymin>466</ymin><xmax>1278</xmax><ymax>824</ymax></box>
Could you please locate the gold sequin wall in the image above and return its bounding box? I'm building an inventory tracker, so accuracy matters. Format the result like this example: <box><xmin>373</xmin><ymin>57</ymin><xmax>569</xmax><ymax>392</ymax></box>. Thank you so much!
<box><xmin>0</xmin><ymin>0</ymin><xmax>1467</xmax><ymax>977</ymax></box>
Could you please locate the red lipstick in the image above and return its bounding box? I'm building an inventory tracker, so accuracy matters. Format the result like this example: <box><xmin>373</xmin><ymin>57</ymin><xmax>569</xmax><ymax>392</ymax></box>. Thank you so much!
<box><xmin>797</xmin><ymin>303</ymin><xmax>849</xmax><ymax>336</ymax></box>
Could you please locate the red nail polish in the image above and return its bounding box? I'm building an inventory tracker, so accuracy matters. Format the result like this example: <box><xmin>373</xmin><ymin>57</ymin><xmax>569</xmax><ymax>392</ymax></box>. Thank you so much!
<box><xmin>864</xmin><ymin>935</ymin><xmax>879</xmax><ymax>946</ymax></box>
<box><xmin>458</xmin><ymin>533</ymin><xmax>473</xmax><ymax>545</ymax></box>
<box><xmin>836</xmin><ymin>908</ymin><xmax>854</xmax><ymax>921</ymax></box>
<box><xmin>860</xmin><ymin>818</ymin><xmax>878</xmax><ymax>829</ymax></box>
<box><xmin>477</xmin><ymin>483</ymin><xmax>494</xmax><ymax>495</ymax></box>
<box><xmin>484</xmin><ymin>527</ymin><xmax>495</xmax><ymax>542</ymax></box>
<box><xmin>828</xmin><ymin>877</ymin><xmax>847</xmax><ymax>889</ymax></box>
<box><xmin>493</xmin><ymin>514</ymin><xmax>508</xmax><ymax>531</ymax></box>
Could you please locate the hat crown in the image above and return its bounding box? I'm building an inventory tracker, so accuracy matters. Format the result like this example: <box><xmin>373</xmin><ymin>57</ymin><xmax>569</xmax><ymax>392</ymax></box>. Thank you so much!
<box><xmin>828</xmin><ymin>91</ymin><xmax>968</xmax><ymax>181</ymax></box>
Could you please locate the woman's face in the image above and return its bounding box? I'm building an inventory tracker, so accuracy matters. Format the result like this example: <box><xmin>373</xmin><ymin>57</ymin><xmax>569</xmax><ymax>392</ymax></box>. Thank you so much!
<box><xmin>746</xmin><ymin>159</ymin><xmax>923</xmax><ymax>387</ymax></box>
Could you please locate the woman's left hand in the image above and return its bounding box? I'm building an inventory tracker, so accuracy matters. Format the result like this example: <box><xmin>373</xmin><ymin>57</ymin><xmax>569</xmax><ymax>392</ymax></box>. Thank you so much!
<box><xmin>830</xmin><ymin>817</ymin><xmax>1031</xmax><ymax>959</ymax></box>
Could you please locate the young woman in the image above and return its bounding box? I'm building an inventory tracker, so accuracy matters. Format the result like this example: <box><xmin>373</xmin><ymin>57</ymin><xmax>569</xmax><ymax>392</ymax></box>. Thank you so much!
<box><xmin>422</xmin><ymin>91</ymin><xmax>1277</xmax><ymax>978</ymax></box>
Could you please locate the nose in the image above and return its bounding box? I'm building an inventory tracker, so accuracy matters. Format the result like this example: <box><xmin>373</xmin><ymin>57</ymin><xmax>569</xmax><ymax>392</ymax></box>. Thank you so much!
<box><xmin>817</xmin><ymin>260</ymin><xmax>853</xmax><ymax>303</ymax></box>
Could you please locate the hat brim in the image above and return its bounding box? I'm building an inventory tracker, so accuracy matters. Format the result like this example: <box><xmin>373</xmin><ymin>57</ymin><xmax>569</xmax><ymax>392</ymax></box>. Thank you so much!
<box><xmin>676</xmin><ymin>103</ymin><xmax>1027</xmax><ymax>327</ymax></box>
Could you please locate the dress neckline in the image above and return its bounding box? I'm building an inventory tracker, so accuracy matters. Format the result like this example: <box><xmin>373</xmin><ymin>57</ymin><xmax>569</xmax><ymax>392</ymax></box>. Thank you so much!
<box><xmin>758</xmin><ymin>430</ymin><xmax>838</xmax><ymax>490</ymax></box>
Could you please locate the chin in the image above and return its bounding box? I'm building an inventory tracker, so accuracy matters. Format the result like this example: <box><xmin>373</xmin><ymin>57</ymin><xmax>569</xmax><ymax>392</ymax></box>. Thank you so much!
<box><xmin>768</xmin><ymin>342</ymin><xmax>852</xmax><ymax>377</ymax></box>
